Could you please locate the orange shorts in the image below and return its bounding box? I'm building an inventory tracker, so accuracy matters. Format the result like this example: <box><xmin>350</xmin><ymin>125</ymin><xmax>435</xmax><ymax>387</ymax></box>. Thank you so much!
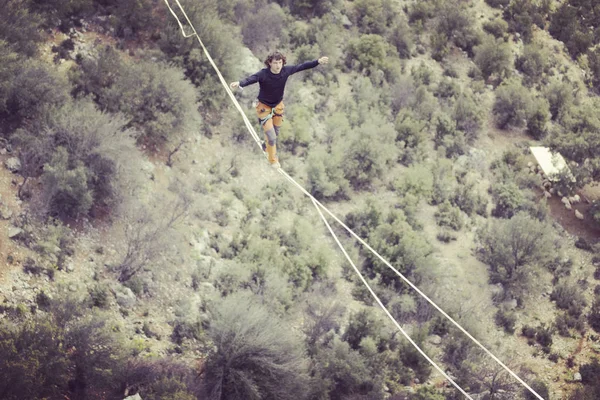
<box><xmin>256</xmin><ymin>100</ymin><xmax>284</xmax><ymax>131</ymax></box>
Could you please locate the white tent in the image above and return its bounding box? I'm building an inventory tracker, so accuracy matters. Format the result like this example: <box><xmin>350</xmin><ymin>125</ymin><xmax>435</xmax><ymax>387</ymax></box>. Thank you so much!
<box><xmin>529</xmin><ymin>146</ymin><xmax>575</xmax><ymax>182</ymax></box>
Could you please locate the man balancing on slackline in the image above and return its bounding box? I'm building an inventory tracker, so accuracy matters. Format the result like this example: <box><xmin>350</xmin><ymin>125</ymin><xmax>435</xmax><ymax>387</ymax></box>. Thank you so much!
<box><xmin>230</xmin><ymin>52</ymin><xmax>329</xmax><ymax>168</ymax></box>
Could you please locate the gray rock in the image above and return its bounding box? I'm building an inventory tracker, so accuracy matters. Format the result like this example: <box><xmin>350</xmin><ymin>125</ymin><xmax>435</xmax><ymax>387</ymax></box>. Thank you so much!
<box><xmin>503</xmin><ymin>298</ymin><xmax>518</xmax><ymax>310</ymax></box>
<box><xmin>116</xmin><ymin>287</ymin><xmax>137</xmax><ymax>309</ymax></box>
<box><xmin>0</xmin><ymin>206</ymin><xmax>12</xmax><ymax>219</ymax></box>
<box><xmin>574</xmin><ymin>372</ymin><xmax>582</xmax><ymax>381</ymax></box>
<box><xmin>341</xmin><ymin>15</ymin><xmax>352</xmax><ymax>27</ymax></box>
<box><xmin>428</xmin><ymin>335</ymin><xmax>442</xmax><ymax>345</ymax></box>
<box><xmin>200</xmin><ymin>282</ymin><xmax>216</xmax><ymax>292</ymax></box>
<box><xmin>8</xmin><ymin>227</ymin><xmax>23</xmax><ymax>239</ymax></box>
<box><xmin>124</xmin><ymin>394</ymin><xmax>142</xmax><ymax>400</ymax></box>
<box><xmin>5</xmin><ymin>157</ymin><xmax>21</xmax><ymax>173</ymax></box>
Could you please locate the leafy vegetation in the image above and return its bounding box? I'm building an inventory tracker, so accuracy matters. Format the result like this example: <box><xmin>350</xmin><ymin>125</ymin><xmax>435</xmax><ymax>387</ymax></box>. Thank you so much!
<box><xmin>1</xmin><ymin>1</ymin><xmax>600</xmax><ymax>399</ymax></box>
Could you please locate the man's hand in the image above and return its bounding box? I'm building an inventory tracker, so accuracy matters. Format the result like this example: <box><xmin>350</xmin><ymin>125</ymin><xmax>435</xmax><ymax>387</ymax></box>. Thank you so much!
<box><xmin>230</xmin><ymin>81</ymin><xmax>240</xmax><ymax>89</ymax></box>
<box><xmin>318</xmin><ymin>56</ymin><xmax>329</xmax><ymax>65</ymax></box>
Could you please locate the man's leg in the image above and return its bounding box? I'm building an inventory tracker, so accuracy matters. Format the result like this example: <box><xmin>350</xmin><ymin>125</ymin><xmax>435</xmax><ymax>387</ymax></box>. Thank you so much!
<box><xmin>256</xmin><ymin>102</ymin><xmax>278</xmax><ymax>165</ymax></box>
<box><xmin>272</xmin><ymin>101</ymin><xmax>284</xmax><ymax>139</ymax></box>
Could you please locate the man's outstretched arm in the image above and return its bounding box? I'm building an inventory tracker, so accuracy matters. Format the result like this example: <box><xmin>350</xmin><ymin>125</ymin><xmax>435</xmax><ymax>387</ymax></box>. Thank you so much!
<box><xmin>230</xmin><ymin>71</ymin><xmax>262</xmax><ymax>89</ymax></box>
<box><xmin>288</xmin><ymin>56</ymin><xmax>329</xmax><ymax>75</ymax></box>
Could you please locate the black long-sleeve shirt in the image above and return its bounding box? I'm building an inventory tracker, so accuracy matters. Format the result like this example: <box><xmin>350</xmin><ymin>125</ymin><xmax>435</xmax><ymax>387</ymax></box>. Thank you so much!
<box><xmin>239</xmin><ymin>60</ymin><xmax>319</xmax><ymax>107</ymax></box>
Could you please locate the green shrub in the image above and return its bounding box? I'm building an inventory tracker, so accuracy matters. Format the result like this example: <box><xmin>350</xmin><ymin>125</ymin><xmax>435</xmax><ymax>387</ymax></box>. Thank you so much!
<box><xmin>435</xmin><ymin>2</ymin><xmax>481</xmax><ymax>55</ymax></box>
<box><xmin>474</xmin><ymin>37</ymin><xmax>513</xmax><ymax>81</ymax></box>
<box><xmin>203</xmin><ymin>293</ymin><xmax>309</xmax><ymax>400</ymax></box>
<box><xmin>6</xmin><ymin>59</ymin><xmax>69</xmax><ymax>121</ymax></box>
<box><xmin>588</xmin><ymin>298</ymin><xmax>600</xmax><ymax>333</ymax></box>
<box><xmin>495</xmin><ymin>309</ymin><xmax>516</xmax><ymax>334</ymax></box>
<box><xmin>0</xmin><ymin>305</ymin><xmax>127</xmax><ymax>399</ymax></box>
<box><xmin>503</xmin><ymin>0</ymin><xmax>550</xmax><ymax>42</ymax></box>
<box><xmin>544</xmin><ymin>80</ymin><xmax>574</xmax><ymax>121</ymax></box>
<box><xmin>343</xmin><ymin>309</ymin><xmax>382</xmax><ymax>350</ymax></box>
<box><xmin>521</xmin><ymin>325</ymin><xmax>536</xmax><ymax>339</ymax></box>
<box><xmin>41</xmin><ymin>147</ymin><xmax>93</xmax><ymax>219</ymax></box>
<box><xmin>89</xmin><ymin>285</ymin><xmax>111</xmax><ymax>309</ymax></box>
<box><xmin>240</xmin><ymin>3</ymin><xmax>285</xmax><ymax>54</ymax></box>
<box><xmin>485</xmin><ymin>0</ymin><xmax>510</xmax><ymax>8</ymax></box>
<box><xmin>345</xmin><ymin>34</ymin><xmax>396</xmax><ymax>74</ymax></box>
<box><xmin>280</xmin><ymin>0</ymin><xmax>339</xmax><ymax>18</ymax></box>
<box><xmin>434</xmin><ymin>112</ymin><xmax>467</xmax><ymax>158</ymax></box>
<box><xmin>551</xmin><ymin>282</ymin><xmax>586</xmax><ymax>317</ymax></box>
<box><xmin>483</xmin><ymin>18</ymin><xmax>508</xmax><ymax>39</ymax></box>
<box><xmin>523</xmin><ymin>380</ymin><xmax>550</xmax><ymax>400</ymax></box>
<box><xmin>434</xmin><ymin>200</ymin><xmax>463</xmax><ymax>231</ymax></box>
<box><xmin>15</xmin><ymin>101</ymin><xmax>141</xmax><ymax>219</ymax></box>
<box><xmin>99</xmin><ymin>60</ymin><xmax>201</xmax><ymax>145</ymax></box>
<box><xmin>516</xmin><ymin>43</ymin><xmax>551</xmax><ymax>86</ymax></box>
<box><xmin>394</xmin><ymin>109</ymin><xmax>428</xmax><ymax>164</ymax></box>
<box><xmin>588</xmin><ymin>45</ymin><xmax>600</xmax><ymax>94</ymax></box>
<box><xmin>549</xmin><ymin>0</ymin><xmax>597</xmax><ymax>58</ymax></box>
<box><xmin>493</xmin><ymin>79</ymin><xmax>533</xmax><ymax>129</ymax></box>
<box><xmin>351</xmin><ymin>0</ymin><xmax>396</xmax><ymax>35</ymax></box>
<box><xmin>526</xmin><ymin>97</ymin><xmax>550</xmax><ymax>139</ymax></box>
<box><xmin>307</xmin><ymin>147</ymin><xmax>350</xmax><ymax>200</ymax></box>
<box><xmin>477</xmin><ymin>213</ymin><xmax>556</xmax><ymax>296</ymax></box>
<box><xmin>453</xmin><ymin>90</ymin><xmax>484</xmax><ymax>142</ymax></box>
<box><xmin>70</xmin><ymin>45</ymin><xmax>123</xmax><ymax>101</ymax></box>
<box><xmin>310</xmin><ymin>336</ymin><xmax>386</xmax><ymax>399</ymax></box>
<box><xmin>0</xmin><ymin>0</ymin><xmax>44</xmax><ymax>56</ymax></box>
<box><xmin>388</xmin><ymin>14</ymin><xmax>413</xmax><ymax>58</ymax></box>
<box><xmin>344</xmin><ymin>120</ymin><xmax>395</xmax><ymax>189</ymax></box>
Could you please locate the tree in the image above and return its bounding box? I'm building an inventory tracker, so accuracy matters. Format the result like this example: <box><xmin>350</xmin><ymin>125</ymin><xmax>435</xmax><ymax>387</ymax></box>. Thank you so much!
<box><xmin>365</xmin><ymin>212</ymin><xmax>434</xmax><ymax>288</ymax></box>
<box><xmin>588</xmin><ymin>45</ymin><xmax>600</xmax><ymax>93</ymax></box>
<box><xmin>116</xmin><ymin>190</ymin><xmax>192</xmax><ymax>282</ymax></box>
<box><xmin>40</xmin><ymin>147</ymin><xmax>93</xmax><ymax>219</ymax></box>
<box><xmin>344</xmin><ymin>117</ymin><xmax>396</xmax><ymax>190</ymax></box>
<box><xmin>311</xmin><ymin>336</ymin><xmax>385</xmax><ymax>400</ymax></box>
<box><xmin>543</xmin><ymin>80</ymin><xmax>574</xmax><ymax>121</ymax></box>
<box><xmin>493</xmin><ymin>79</ymin><xmax>533</xmax><ymax>129</ymax></box>
<box><xmin>503</xmin><ymin>0</ymin><xmax>550</xmax><ymax>42</ymax></box>
<box><xmin>307</xmin><ymin>147</ymin><xmax>350</xmax><ymax>200</ymax></box>
<box><xmin>158</xmin><ymin>0</ymin><xmax>242</xmax><ymax>109</ymax></box>
<box><xmin>0</xmin><ymin>41</ymin><xmax>21</xmax><ymax>116</ymax></box>
<box><xmin>202</xmin><ymin>293</ymin><xmax>309</xmax><ymax>400</ymax></box>
<box><xmin>14</xmin><ymin>101</ymin><xmax>143</xmax><ymax>218</ymax></box>
<box><xmin>0</xmin><ymin>0</ymin><xmax>44</xmax><ymax>56</ymax></box>
<box><xmin>474</xmin><ymin>37</ymin><xmax>513</xmax><ymax>81</ymax></box>
<box><xmin>477</xmin><ymin>212</ymin><xmax>556</xmax><ymax>298</ymax></box>
<box><xmin>351</xmin><ymin>0</ymin><xmax>397</xmax><ymax>35</ymax></box>
<box><xmin>6</xmin><ymin>59</ymin><xmax>69</xmax><ymax>122</ymax></box>
<box><xmin>516</xmin><ymin>43</ymin><xmax>551</xmax><ymax>87</ymax></box>
<box><xmin>240</xmin><ymin>3</ymin><xmax>286</xmax><ymax>54</ymax></box>
<box><xmin>99</xmin><ymin>60</ymin><xmax>201</xmax><ymax>145</ymax></box>
<box><xmin>453</xmin><ymin>90</ymin><xmax>484</xmax><ymax>143</ymax></box>
<box><xmin>435</xmin><ymin>2</ymin><xmax>481</xmax><ymax>56</ymax></box>
<box><xmin>0</xmin><ymin>299</ymin><xmax>127</xmax><ymax>400</ymax></box>
<box><xmin>549</xmin><ymin>0</ymin><xmax>599</xmax><ymax>58</ymax></box>
<box><xmin>345</xmin><ymin>34</ymin><xmax>396</xmax><ymax>75</ymax></box>
<box><xmin>526</xmin><ymin>97</ymin><xmax>550</xmax><ymax>139</ymax></box>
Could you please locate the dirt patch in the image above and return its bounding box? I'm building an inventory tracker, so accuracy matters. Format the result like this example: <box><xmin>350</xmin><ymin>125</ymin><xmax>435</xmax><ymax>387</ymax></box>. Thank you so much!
<box><xmin>539</xmin><ymin>189</ymin><xmax>600</xmax><ymax>244</ymax></box>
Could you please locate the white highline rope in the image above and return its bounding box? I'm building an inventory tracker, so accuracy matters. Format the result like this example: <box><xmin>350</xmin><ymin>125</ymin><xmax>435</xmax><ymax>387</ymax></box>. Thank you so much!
<box><xmin>310</xmin><ymin>196</ymin><xmax>473</xmax><ymax>399</ymax></box>
<box><xmin>162</xmin><ymin>2</ymin><xmax>544</xmax><ymax>399</ymax></box>
<box><xmin>165</xmin><ymin>0</ymin><xmax>263</xmax><ymax>148</ymax></box>
<box><xmin>280</xmin><ymin>169</ymin><xmax>544</xmax><ymax>400</ymax></box>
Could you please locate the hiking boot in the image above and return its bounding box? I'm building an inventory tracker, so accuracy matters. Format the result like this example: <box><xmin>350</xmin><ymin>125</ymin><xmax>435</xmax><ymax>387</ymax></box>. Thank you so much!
<box><xmin>270</xmin><ymin>160</ymin><xmax>281</xmax><ymax>169</ymax></box>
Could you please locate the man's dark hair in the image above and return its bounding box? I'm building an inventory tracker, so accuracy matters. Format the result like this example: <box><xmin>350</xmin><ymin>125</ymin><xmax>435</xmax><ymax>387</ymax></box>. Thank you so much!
<box><xmin>264</xmin><ymin>51</ymin><xmax>287</xmax><ymax>68</ymax></box>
